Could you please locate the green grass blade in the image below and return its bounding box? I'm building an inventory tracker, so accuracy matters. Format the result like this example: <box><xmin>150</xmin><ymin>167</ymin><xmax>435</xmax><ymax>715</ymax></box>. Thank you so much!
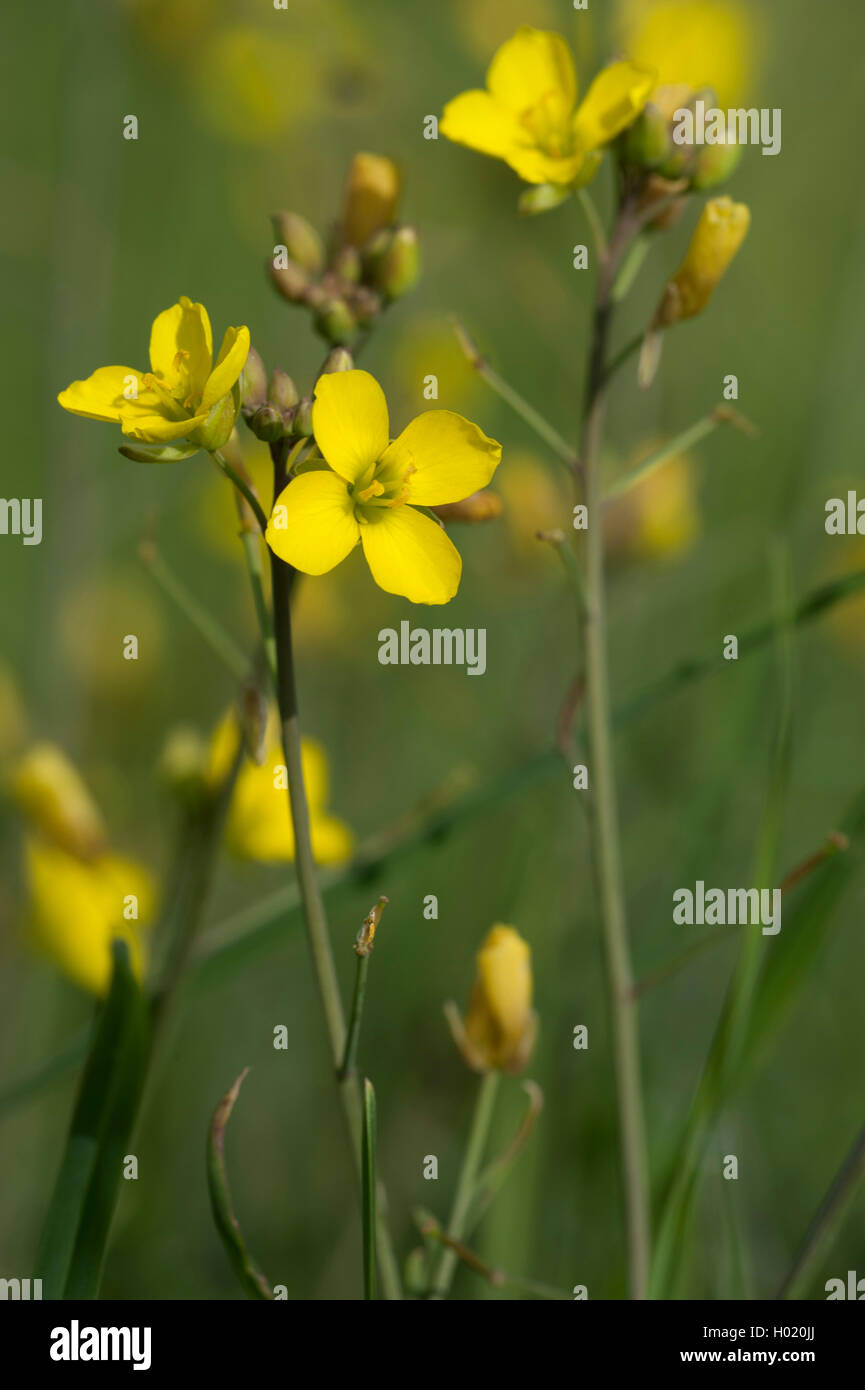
<box><xmin>207</xmin><ymin>1069</ymin><xmax>272</xmax><ymax>1300</ymax></box>
<box><xmin>362</xmin><ymin>1078</ymin><xmax>377</xmax><ymax>1301</ymax></box>
<box><xmin>34</xmin><ymin>941</ymin><xmax>148</xmax><ymax>1299</ymax></box>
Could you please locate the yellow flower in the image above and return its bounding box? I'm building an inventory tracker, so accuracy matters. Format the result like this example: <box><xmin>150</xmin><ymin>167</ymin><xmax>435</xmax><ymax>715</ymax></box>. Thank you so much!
<box><xmin>266</xmin><ymin>370</ymin><xmax>501</xmax><ymax>605</ymax></box>
<box><xmin>8</xmin><ymin>743</ymin><xmax>107</xmax><ymax>860</ymax></box>
<box><xmin>57</xmin><ymin>296</ymin><xmax>250</xmax><ymax>460</ymax></box>
<box><xmin>618</xmin><ymin>0</ymin><xmax>755</xmax><ymax>108</ymax></box>
<box><xmin>441</xmin><ymin>26</ymin><xmax>654</xmax><ymax>187</ymax></box>
<box><xmin>24</xmin><ymin>838</ymin><xmax>155</xmax><ymax>996</ymax></box>
<box><xmin>449</xmin><ymin>925</ymin><xmax>537</xmax><ymax>1074</ymax></box>
<box><xmin>209</xmin><ymin>709</ymin><xmax>354</xmax><ymax>865</ymax></box>
<box><xmin>655</xmin><ymin>195</ymin><xmax>750</xmax><ymax>327</ymax></box>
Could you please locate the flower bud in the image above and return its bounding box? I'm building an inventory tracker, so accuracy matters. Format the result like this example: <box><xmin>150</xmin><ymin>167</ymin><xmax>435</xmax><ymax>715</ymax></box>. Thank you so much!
<box><xmin>158</xmin><ymin>726</ymin><xmax>210</xmax><ymax>808</ymax></box>
<box><xmin>691</xmin><ymin>134</ymin><xmax>743</xmax><ymax>192</ymax></box>
<box><xmin>8</xmin><ymin>743</ymin><xmax>107</xmax><ymax>860</ymax></box>
<box><xmin>448</xmin><ymin>925</ymin><xmax>536</xmax><ymax>1074</ymax></box>
<box><xmin>269</xmin><ymin>258</ymin><xmax>310</xmax><ymax>304</ymax></box>
<box><xmin>653</xmin><ymin>196</ymin><xmax>750</xmax><ymax>328</ymax></box>
<box><xmin>351</xmin><ymin>285</ymin><xmax>382</xmax><ymax>326</ymax></box>
<box><xmin>622</xmin><ymin>101</ymin><xmax>672</xmax><ymax>171</ymax></box>
<box><xmin>433</xmin><ymin>490</ymin><xmax>503</xmax><ymax>523</ymax></box>
<box><xmin>517</xmin><ymin>182</ymin><xmax>572</xmax><ymax>216</ymax></box>
<box><xmin>293</xmin><ymin>397</ymin><xmax>315</xmax><ymax>437</ymax></box>
<box><xmin>249</xmin><ymin>402</ymin><xmax>289</xmax><ymax>442</ymax></box>
<box><xmin>192</xmin><ymin>389</ymin><xmax>241</xmax><ymax>453</ymax></box>
<box><xmin>270</xmin><ymin>212</ymin><xmax>325</xmax><ymax>273</ymax></box>
<box><xmin>239</xmin><ymin>346</ymin><xmax>268</xmax><ymax>414</ymax></box>
<box><xmin>268</xmin><ymin>367</ymin><xmax>299</xmax><ymax>412</ymax></box>
<box><xmin>314</xmin><ymin>297</ymin><xmax>357</xmax><ymax>345</ymax></box>
<box><xmin>342</xmin><ymin>152</ymin><xmax>400</xmax><ymax>248</ymax></box>
<box><xmin>332</xmin><ymin>244</ymin><xmax>362</xmax><ymax>284</ymax></box>
<box><xmin>320</xmin><ymin>346</ymin><xmax>354</xmax><ymax>374</ymax></box>
<box><xmin>369</xmin><ymin>226</ymin><xmax>420</xmax><ymax>300</ymax></box>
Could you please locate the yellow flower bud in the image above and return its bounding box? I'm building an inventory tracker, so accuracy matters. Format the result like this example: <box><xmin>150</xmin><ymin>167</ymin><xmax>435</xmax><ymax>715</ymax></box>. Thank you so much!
<box><xmin>342</xmin><ymin>153</ymin><xmax>400</xmax><ymax>249</ymax></box>
<box><xmin>451</xmin><ymin>925</ymin><xmax>537</xmax><ymax>1074</ymax></box>
<box><xmin>654</xmin><ymin>196</ymin><xmax>750</xmax><ymax>328</ymax></box>
<box><xmin>8</xmin><ymin>743</ymin><xmax>107</xmax><ymax>860</ymax></box>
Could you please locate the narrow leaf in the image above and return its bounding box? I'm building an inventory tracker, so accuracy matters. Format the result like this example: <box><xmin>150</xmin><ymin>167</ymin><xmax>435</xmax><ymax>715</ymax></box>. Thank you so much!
<box><xmin>362</xmin><ymin>1078</ymin><xmax>377</xmax><ymax>1301</ymax></box>
<box><xmin>207</xmin><ymin>1069</ymin><xmax>272</xmax><ymax>1300</ymax></box>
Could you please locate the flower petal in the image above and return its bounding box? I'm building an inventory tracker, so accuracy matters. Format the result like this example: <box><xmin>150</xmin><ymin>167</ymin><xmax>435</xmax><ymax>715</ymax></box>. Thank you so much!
<box><xmin>385</xmin><ymin>410</ymin><xmax>501</xmax><ymax>507</ymax></box>
<box><xmin>504</xmin><ymin>145</ymin><xmax>586</xmax><ymax>186</ymax></box>
<box><xmin>148</xmin><ymin>297</ymin><xmax>213</xmax><ymax>396</ymax></box>
<box><xmin>58</xmin><ymin>366</ymin><xmax>146</xmax><ymax>423</ymax></box>
<box><xmin>359</xmin><ymin>505</ymin><xmax>461</xmax><ymax>604</ymax></box>
<box><xmin>312</xmin><ymin>369</ymin><xmax>390</xmax><ymax>484</ymax></box>
<box><xmin>440</xmin><ymin>90</ymin><xmax>525</xmax><ymax>158</ymax></box>
<box><xmin>119</xmin><ymin>409</ymin><xmax>207</xmax><ymax>443</ymax></box>
<box><xmin>201</xmin><ymin>325</ymin><xmax>251</xmax><ymax>410</ymax></box>
<box><xmin>572</xmin><ymin>60</ymin><xmax>655</xmax><ymax>152</ymax></box>
<box><xmin>487</xmin><ymin>26</ymin><xmax>576</xmax><ymax>123</ymax></box>
<box><xmin>266</xmin><ymin>471</ymin><xmax>360</xmax><ymax>575</ymax></box>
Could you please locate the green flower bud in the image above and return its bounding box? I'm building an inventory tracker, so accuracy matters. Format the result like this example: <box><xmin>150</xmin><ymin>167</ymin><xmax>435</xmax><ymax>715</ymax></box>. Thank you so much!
<box><xmin>371</xmin><ymin>226</ymin><xmax>420</xmax><ymax>300</ymax></box>
<box><xmin>314</xmin><ymin>297</ymin><xmax>357</xmax><ymax>345</ymax></box>
<box><xmin>361</xmin><ymin>226</ymin><xmax>394</xmax><ymax>283</ymax></box>
<box><xmin>249</xmin><ymin>403</ymin><xmax>288</xmax><ymax>442</ymax></box>
<box><xmin>269</xmin><ymin>258</ymin><xmax>310</xmax><ymax>304</ymax></box>
<box><xmin>622</xmin><ymin>102</ymin><xmax>672</xmax><ymax>171</ymax></box>
<box><xmin>332</xmin><ymin>244</ymin><xmax>362</xmax><ymax>284</ymax></box>
<box><xmin>191</xmin><ymin>388</ymin><xmax>241</xmax><ymax>453</ymax></box>
<box><xmin>321</xmin><ymin>347</ymin><xmax>355</xmax><ymax>374</ymax></box>
<box><xmin>293</xmin><ymin>398</ymin><xmax>314</xmax><ymax>437</ymax></box>
<box><xmin>268</xmin><ymin>367</ymin><xmax>299</xmax><ymax>411</ymax></box>
<box><xmin>239</xmin><ymin>346</ymin><xmax>267</xmax><ymax>414</ymax></box>
<box><xmin>270</xmin><ymin>212</ymin><xmax>325</xmax><ymax>273</ymax></box>
<box><xmin>691</xmin><ymin>136</ymin><xmax>743</xmax><ymax>191</ymax></box>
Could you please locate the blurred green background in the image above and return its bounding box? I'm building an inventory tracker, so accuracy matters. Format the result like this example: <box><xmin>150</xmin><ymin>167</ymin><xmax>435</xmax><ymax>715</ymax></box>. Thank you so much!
<box><xmin>3</xmin><ymin>0</ymin><xmax>865</xmax><ymax>1300</ymax></box>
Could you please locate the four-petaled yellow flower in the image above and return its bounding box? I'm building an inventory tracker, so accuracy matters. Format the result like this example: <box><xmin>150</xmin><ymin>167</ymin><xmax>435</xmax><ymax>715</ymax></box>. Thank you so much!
<box><xmin>57</xmin><ymin>296</ymin><xmax>250</xmax><ymax>460</ymax></box>
<box><xmin>265</xmin><ymin>369</ymin><xmax>501</xmax><ymax>605</ymax></box>
<box><xmin>448</xmin><ymin>924</ymin><xmax>537</xmax><ymax>1074</ymax></box>
<box><xmin>441</xmin><ymin>26</ymin><xmax>655</xmax><ymax>187</ymax></box>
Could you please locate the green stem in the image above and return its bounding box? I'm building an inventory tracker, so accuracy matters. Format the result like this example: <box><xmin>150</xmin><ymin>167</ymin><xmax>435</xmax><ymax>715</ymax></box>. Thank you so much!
<box><xmin>451</xmin><ymin>316</ymin><xmax>577</xmax><ymax>469</ymax></box>
<box><xmin>140</xmin><ymin>540</ymin><xmax>248</xmax><ymax>680</ymax></box>
<box><xmin>777</xmin><ymin>1119</ymin><xmax>865</xmax><ymax>1299</ymax></box>
<box><xmin>577</xmin><ymin>187</ymin><xmax>607</xmax><ymax>261</ymax></box>
<box><xmin>578</xmin><ymin>199</ymin><xmax>651</xmax><ymax>1300</ymax></box>
<box><xmin>429</xmin><ymin>1070</ymin><xmax>500</xmax><ymax>1298</ymax></box>
<box><xmin>239</xmin><ymin>529</ymin><xmax>277</xmax><ymax>691</ymax></box>
<box><xmin>267</xmin><ymin>442</ymin><xmax>402</xmax><ymax>1300</ymax></box>
<box><xmin>339</xmin><ymin>953</ymin><xmax>371</xmax><ymax>1083</ymax></box>
<box><xmin>211</xmin><ymin>449</ymin><xmax>268</xmax><ymax>533</ymax></box>
<box><xmin>605</xmin><ymin>408</ymin><xmax>729</xmax><ymax>501</ymax></box>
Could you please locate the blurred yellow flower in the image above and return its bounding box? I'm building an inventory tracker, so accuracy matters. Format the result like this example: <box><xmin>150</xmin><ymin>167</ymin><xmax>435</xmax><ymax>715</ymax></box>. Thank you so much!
<box><xmin>654</xmin><ymin>196</ymin><xmax>750</xmax><ymax>327</ymax></box>
<box><xmin>498</xmin><ymin>450</ymin><xmax>570</xmax><ymax>563</ymax></box>
<box><xmin>618</xmin><ymin>0</ymin><xmax>755</xmax><ymax>107</ymax></box>
<box><xmin>192</xmin><ymin>27</ymin><xmax>314</xmax><ymax>143</ymax></box>
<box><xmin>209</xmin><ymin>708</ymin><xmax>354</xmax><ymax>865</ymax></box>
<box><xmin>342</xmin><ymin>153</ymin><xmax>400</xmax><ymax>248</ymax></box>
<box><xmin>10</xmin><ymin>742</ymin><xmax>156</xmax><ymax>994</ymax></box>
<box><xmin>58</xmin><ymin>296</ymin><xmax>250</xmax><ymax>459</ymax></box>
<box><xmin>451</xmin><ymin>925</ymin><xmax>537</xmax><ymax>1074</ymax></box>
<box><xmin>8</xmin><ymin>743</ymin><xmax>107</xmax><ymax>861</ymax></box>
<box><xmin>606</xmin><ymin>452</ymin><xmax>700</xmax><ymax>562</ymax></box>
<box><xmin>266</xmin><ymin>370</ymin><xmax>501</xmax><ymax>605</ymax></box>
<box><xmin>441</xmin><ymin>26</ymin><xmax>654</xmax><ymax>187</ymax></box>
<box><xmin>24</xmin><ymin>838</ymin><xmax>155</xmax><ymax>996</ymax></box>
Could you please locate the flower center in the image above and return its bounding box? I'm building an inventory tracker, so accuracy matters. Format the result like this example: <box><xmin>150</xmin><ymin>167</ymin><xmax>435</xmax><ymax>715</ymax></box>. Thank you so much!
<box><xmin>520</xmin><ymin>91</ymin><xmax>573</xmax><ymax>159</ymax></box>
<box><xmin>351</xmin><ymin>450</ymin><xmax>415</xmax><ymax>513</ymax></box>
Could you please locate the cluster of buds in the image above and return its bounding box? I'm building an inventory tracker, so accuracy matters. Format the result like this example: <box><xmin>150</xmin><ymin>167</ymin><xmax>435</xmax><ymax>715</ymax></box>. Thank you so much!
<box><xmin>239</xmin><ymin>343</ymin><xmax>352</xmax><ymax>444</ymax></box>
<box><xmin>268</xmin><ymin>153</ymin><xmax>420</xmax><ymax>346</ymax></box>
<box><xmin>620</xmin><ymin>85</ymin><xmax>742</xmax><ymax>228</ymax></box>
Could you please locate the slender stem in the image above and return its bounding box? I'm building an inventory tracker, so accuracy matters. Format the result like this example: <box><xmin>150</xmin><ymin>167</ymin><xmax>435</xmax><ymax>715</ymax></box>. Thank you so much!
<box><xmin>429</xmin><ymin>1070</ymin><xmax>500</xmax><ymax>1299</ymax></box>
<box><xmin>211</xmin><ymin>449</ymin><xmax>268</xmax><ymax>533</ymax></box>
<box><xmin>776</xmin><ymin>1119</ymin><xmax>865</xmax><ymax>1299</ymax></box>
<box><xmin>451</xmin><ymin>316</ymin><xmax>577</xmax><ymax>469</ymax></box>
<box><xmin>139</xmin><ymin>540</ymin><xmax>248</xmax><ymax>680</ymax></box>
<box><xmin>577</xmin><ymin>198</ymin><xmax>651</xmax><ymax>1300</ymax></box>
<box><xmin>267</xmin><ymin>441</ymin><xmax>401</xmax><ymax>1300</ymax></box>
<box><xmin>602</xmin><ymin>331</ymin><xmax>643</xmax><ymax>385</ymax></box>
<box><xmin>239</xmin><ymin>529</ymin><xmax>277</xmax><ymax>690</ymax></box>
<box><xmin>605</xmin><ymin>406</ymin><xmax>757</xmax><ymax>502</ymax></box>
<box><xmin>339</xmin><ymin>953</ymin><xmax>370</xmax><ymax>1082</ymax></box>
